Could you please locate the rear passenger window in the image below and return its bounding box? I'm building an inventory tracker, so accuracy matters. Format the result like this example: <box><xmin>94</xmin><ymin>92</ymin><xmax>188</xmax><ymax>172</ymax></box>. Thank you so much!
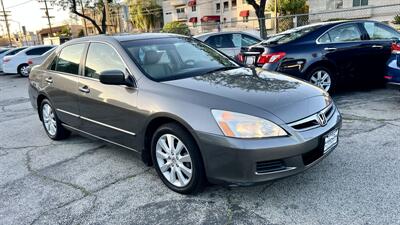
<box><xmin>319</xmin><ymin>24</ymin><xmax>362</xmax><ymax>43</ymax></box>
<box><xmin>84</xmin><ymin>43</ymin><xmax>125</xmax><ymax>79</ymax></box>
<box><xmin>26</xmin><ymin>47</ymin><xmax>53</xmax><ymax>56</ymax></box>
<box><xmin>205</xmin><ymin>34</ymin><xmax>238</xmax><ymax>48</ymax></box>
<box><xmin>363</xmin><ymin>22</ymin><xmax>400</xmax><ymax>40</ymax></box>
<box><xmin>55</xmin><ymin>44</ymin><xmax>85</xmax><ymax>75</ymax></box>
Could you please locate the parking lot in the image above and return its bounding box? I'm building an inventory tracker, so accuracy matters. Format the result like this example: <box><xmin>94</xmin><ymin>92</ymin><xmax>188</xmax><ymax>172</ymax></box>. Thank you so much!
<box><xmin>0</xmin><ymin>73</ymin><xmax>399</xmax><ymax>225</ymax></box>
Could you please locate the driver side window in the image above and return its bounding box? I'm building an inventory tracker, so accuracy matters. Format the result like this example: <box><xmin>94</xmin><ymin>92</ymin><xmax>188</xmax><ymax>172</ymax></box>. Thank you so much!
<box><xmin>84</xmin><ymin>43</ymin><xmax>126</xmax><ymax>79</ymax></box>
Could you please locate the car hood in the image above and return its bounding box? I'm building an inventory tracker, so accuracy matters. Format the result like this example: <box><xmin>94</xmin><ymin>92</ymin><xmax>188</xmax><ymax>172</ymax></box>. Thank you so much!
<box><xmin>164</xmin><ymin>68</ymin><xmax>331</xmax><ymax>123</ymax></box>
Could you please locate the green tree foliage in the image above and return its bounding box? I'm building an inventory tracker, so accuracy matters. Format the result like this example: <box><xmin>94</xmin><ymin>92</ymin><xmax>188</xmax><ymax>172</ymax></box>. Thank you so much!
<box><xmin>267</xmin><ymin>0</ymin><xmax>308</xmax><ymax>15</ymax></box>
<box><xmin>128</xmin><ymin>0</ymin><xmax>162</xmax><ymax>32</ymax></box>
<box><xmin>394</xmin><ymin>14</ymin><xmax>400</xmax><ymax>25</ymax></box>
<box><xmin>267</xmin><ymin>0</ymin><xmax>308</xmax><ymax>32</ymax></box>
<box><xmin>162</xmin><ymin>21</ymin><xmax>190</xmax><ymax>36</ymax></box>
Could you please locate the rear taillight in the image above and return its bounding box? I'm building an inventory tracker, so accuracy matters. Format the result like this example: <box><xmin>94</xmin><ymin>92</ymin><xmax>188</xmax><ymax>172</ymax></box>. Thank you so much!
<box><xmin>384</xmin><ymin>75</ymin><xmax>393</xmax><ymax>80</ymax></box>
<box><xmin>257</xmin><ymin>52</ymin><xmax>286</xmax><ymax>64</ymax></box>
<box><xmin>391</xmin><ymin>42</ymin><xmax>400</xmax><ymax>54</ymax></box>
<box><xmin>3</xmin><ymin>58</ymin><xmax>10</xmax><ymax>63</ymax></box>
<box><xmin>27</xmin><ymin>59</ymin><xmax>33</xmax><ymax>65</ymax></box>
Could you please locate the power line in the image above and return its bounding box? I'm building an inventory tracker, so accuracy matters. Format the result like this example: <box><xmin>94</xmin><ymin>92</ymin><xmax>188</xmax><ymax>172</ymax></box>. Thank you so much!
<box><xmin>6</xmin><ymin>0</ymin><xmax>34</xmax><ymax>9</ymax></box>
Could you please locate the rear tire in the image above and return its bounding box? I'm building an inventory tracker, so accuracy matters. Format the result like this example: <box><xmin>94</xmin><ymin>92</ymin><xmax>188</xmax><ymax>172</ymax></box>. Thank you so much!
<box><xmin>18</xmin><ymin>64</ymin><xmax>29</xmax><ymax>77</ymax></box>
<box><xmin>307</xmin><ymin>66</ymin><xmax>336</xmax><ymax>93</ymax></box>
<box><xmin>151</xmin><ymin>123</ymin><xmax>206</xmax><ymax>194</ymax></box>
<box><xmin>40</xmin><ymin>99</ymin><xmax>70</xmax><ymax>140</ymax></box>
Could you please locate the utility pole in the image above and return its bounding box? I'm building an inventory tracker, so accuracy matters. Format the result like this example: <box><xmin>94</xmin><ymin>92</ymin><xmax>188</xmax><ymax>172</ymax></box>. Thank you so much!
<box><xmin>41</xmin><ymin>0</ymin><xmax>54</xmax><ymax>37</ymax></box>
<box><xmin>0</xmin><ymin>0</ymin><xmax>11</xmax><ymax>46</ymax></box>
<box><xmin>104</xmin><ymin>0</ymin><xmax>111</xmax><ymax>34</ymax></box>
<box><xmin>274</xmin><ymin>0</ymin><xmax>279</xmax><ymax>33</ymax></box>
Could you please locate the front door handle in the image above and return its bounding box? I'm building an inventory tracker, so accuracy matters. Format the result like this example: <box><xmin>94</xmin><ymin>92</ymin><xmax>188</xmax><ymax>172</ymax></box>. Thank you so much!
<box><xmin>324</xmin><ymin>47</ymin><xmax>337</xmax><ymax>52</ymax></box>
<box><xmin>45</xmin><ymin>77</ymin><xmax>53</xmax><ymax>83</ymax></box>
<box><xmin>371</xmin><ymin>45</ymin><xmax>383</xmax><ymax>49</ymax></box>
<box><xmin>79</xmin><ymin>86</ymin><xmax>90</xmax><ymax>93</ymax></box>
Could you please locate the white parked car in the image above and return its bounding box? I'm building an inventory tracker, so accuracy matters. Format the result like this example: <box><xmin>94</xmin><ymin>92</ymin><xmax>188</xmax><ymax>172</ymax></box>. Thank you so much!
<box><xmin>27</xmin><ymin>48</ymin><xmax>55</xmax><ymax>74</ymax></box>
<box><xmin>3</xmin><ymin>45</ymin><xmax>54</xmax><ymax>77</ymax></box>
<box><xmin>0</xmin><ymin>47</ymin><xmax>26</xmax><ymax>72</ymax></box>
<box><xmin>194</xmin><ymin>31</ymin><xmax>262</xmax><ymax>58</ymax></box>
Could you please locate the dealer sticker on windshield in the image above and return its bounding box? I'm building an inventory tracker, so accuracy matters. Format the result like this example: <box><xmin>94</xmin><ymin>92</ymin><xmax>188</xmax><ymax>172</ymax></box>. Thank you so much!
<box><xmin>324</xmin><ymin>129</ymin><xmax>338</xmax><ymax>152</ymax></box>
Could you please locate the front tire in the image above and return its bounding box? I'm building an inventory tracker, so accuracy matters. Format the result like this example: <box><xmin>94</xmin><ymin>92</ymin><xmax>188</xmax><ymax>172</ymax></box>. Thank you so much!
<box><xmin>40</xmin><ymin>99</ymin><xmax>70</xmax><ymax>140</ymax></box>
<box><xmin>307</xmin><ymin>66</ymin><xmax>336</xmax><ymax>93</ymax></box>
<box><xmin>18</xmin><ymin>64</ymin><xmax>29</xmax><ymax>77</ymax></box>
<box><xmin>151</xmin><ymin>123</ymin><xmax>206</xmax><ymax>194</ymax></box>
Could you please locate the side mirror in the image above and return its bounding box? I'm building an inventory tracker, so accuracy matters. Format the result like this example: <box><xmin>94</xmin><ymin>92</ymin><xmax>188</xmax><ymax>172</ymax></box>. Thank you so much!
<box><xmin>99</xmin><ymin>70</ymin><xmax>134</xmax><ymax>86</ymax></box>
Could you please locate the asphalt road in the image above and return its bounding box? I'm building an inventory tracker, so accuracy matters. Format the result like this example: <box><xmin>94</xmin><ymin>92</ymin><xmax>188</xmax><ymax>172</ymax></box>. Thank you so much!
<box><xmin>0</xmin><ymin>74</ymin><xmax>399</xmax><ymax>225</ymax></box>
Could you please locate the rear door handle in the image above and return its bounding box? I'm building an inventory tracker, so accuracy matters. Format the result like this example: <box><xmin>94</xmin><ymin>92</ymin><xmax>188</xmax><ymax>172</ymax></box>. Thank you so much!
<box><xmin>324</xmin><ymin>47</ymin><xmax>337</xmax><ymax>52</ymax></box>
<box><xmin>371</xmin><ymin>45</ymin><xmax>383</xmax><ymax>49</ymax></box>
<box><xmin>79</xmin><ymin>86</ymin><xmax>90</xmax><ymax>93</ymax></box>
<box><xmin>45</xmin><ymin>77</ymin><xmax>53</xmax><ymax>83</ymax></box>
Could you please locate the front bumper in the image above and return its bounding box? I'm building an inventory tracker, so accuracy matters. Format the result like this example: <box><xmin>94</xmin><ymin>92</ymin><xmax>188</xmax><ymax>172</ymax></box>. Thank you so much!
<box><xmin>196</xmin><ymin>109</ymin><xmax>342</xmax><ymax>185</ymax></box>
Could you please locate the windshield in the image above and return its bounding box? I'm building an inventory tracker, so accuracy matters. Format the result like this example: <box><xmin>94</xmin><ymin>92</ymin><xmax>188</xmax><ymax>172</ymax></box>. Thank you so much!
<box><xmin>121</xmin><ymin>37</ymin><xmax>238</xmax><ymax>81</ymax></box>
<box><xmin>262</xmin><ymin>25</ymin><xmax>321</xmax><ymax>45</ymax></box>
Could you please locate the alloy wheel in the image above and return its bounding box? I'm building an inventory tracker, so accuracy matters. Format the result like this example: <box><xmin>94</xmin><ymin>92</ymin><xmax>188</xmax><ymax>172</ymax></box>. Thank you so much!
<box><xmin>310</xmin><ymin>70</ymin><xmax>331</xmax><ymax>91</ymax></box>
<box><xmin>42</xmin><ymin>103</ymin><xmax>57</xmax><ymax>136</ymax></box>
<box><xmin>155</xmin><ymin>134</ymin><xmax>193</xmax><ymax>187</ymax></box>
<box><xmin>20</xmin><ymin>65</ymin><xmax>29</xmax><ymax>77</ymax></box>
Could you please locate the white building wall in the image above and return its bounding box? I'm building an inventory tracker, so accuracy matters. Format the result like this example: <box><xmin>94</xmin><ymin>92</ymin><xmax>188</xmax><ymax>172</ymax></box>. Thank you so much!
<box><xmin>309</xmin><ymin>0</ymin><xmax>400</xmax><ymax>23</ymax></box>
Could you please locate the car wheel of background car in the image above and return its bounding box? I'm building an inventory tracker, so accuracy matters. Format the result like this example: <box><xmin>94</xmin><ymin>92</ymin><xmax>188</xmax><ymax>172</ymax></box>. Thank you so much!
<box><xmin>307</xmin><ymin>67</ymin><xmax>336</xmax><ymax>93</ymax></box>
<box><xmin>40</xmin><ymin>99</ymin><xmax>70</xmax><ymax>140</ymax></box>
<box><xmin>18</xmin><ymin>64</ymin><xmax>29</xmax><ymax>77</ymax></box>
<box><xmin>151</xmin><ymin>123</ymin><xmax>206</xmax><ymax>194</ymax></box>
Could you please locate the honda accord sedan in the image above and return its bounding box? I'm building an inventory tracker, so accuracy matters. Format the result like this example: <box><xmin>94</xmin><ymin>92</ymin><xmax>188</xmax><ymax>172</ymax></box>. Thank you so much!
<box><xmin>28</xmin><ymin>34</ymin><xmax>342</xmax><ymax>194</ymax></box>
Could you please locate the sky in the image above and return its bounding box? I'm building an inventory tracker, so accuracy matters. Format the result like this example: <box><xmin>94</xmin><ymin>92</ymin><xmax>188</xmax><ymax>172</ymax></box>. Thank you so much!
<box><xmin>1</xmin><ymin>0</ymin><xmax>72</xmax><ymax>34</ymax></box>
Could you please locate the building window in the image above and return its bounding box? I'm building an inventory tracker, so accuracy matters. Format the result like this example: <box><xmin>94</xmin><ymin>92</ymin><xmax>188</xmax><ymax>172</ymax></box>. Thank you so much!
<box><xmin>327</xmin><ymin>0</ymin><xmax>343</xmax><ymax>10</ymax></box>
<box><xmin>232</xmin><ymin>0</ymin><xmax>237</xmax><ymax>8</ymax></box>
<box><xmin>243</xmin><ymin>16</ymin><xmax>249</xmax><ymax>23</ymax></box>
<box><xmin>191</xmin><ymin>5</ymin><xmax>196</xmax><ymax>12</ymax></box>
<box><xmin>216</xmin><ymin>3</ymin><xmax>220</xmax><ymax>13</ymax></box>
<box><xmin>223</xmin><ymin>1</ymin><xmax>229</xmax><ymax>11</ymax></box>
<box><xmin>176</xmin><ymin>8</ymin><xmax>185</xmax><ymax>13</ymax></box>
<box><xmin>242</xmin><ymin>0</ymin><xmax>246</xmax><ymax>4</ymax></box>
<box><xmin>353</xmin><ymin>0</ymin><xmax>368</xmax><ymax>7</ymax></box>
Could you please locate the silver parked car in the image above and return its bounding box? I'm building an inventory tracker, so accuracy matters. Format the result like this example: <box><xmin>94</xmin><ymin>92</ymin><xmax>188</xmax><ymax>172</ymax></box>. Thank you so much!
<box><xmin>194</xmin><ymin>31</ymin><xmax>262</xmax><ymax>58</ymax></box>
<box><xmin>29</xmin><ymin>34</ymin><xmax>342</xmax><ymax>194</ymax></box>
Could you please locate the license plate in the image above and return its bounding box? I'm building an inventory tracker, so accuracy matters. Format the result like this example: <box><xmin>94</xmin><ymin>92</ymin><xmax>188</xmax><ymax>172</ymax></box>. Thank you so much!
<box><xmin>245</xmin><ymin>56</ymin><xmax>255</xmax><ymax>65</ymax></box>
<box><xmin>324</xmin><ymin>129</ymin><xmax>338</xmax><ymax>152</ymax></box>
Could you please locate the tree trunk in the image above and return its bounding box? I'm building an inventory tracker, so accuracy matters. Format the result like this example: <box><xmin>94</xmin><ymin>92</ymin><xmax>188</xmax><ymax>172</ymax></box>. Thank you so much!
<box><xmin>257</xmin><ymin>10</ymin><xmax>267</xmax><ymax>39</ymax></box>
<box><xmin>101</xmin><ymin>6</ymin><xmax>107</xmax><ymax>34</ymax></box>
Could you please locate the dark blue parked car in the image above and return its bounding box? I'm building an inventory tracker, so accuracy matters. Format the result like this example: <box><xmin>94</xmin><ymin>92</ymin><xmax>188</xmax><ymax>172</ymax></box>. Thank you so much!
<box><xmin>385</xmin><ymin>39</ymin><xmax>400</xmax><ymax>90</ymax></box>
<box><xmin>238</xmin><ymin>20</ymin><xmax>400</xmax><ymax>92</ymax></box>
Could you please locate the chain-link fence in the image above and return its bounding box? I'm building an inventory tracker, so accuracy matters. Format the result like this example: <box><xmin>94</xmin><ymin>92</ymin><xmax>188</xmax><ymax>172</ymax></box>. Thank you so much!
<box><xmin>183</xmin><ymin>3</ymin><xmax>400</xmax><ymax>36</ymax></box>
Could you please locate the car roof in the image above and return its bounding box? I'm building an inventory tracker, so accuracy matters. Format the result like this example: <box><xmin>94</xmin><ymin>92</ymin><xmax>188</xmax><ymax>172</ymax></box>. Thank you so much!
<box><xmin>66</xmin><ymin>33</ymin><xmax>185</xmax><ymax>45</ymax></box>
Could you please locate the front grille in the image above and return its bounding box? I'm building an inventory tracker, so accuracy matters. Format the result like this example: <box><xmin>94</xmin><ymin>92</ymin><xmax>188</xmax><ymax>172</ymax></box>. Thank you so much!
<box><xmin>289</xmin><ymin>104</ymin><xmax>335</xmax><ymax>131</ymax></box>
<box><xmin>256</xmin><ymin>160</ymin><xmax>286</xmax><ymax>174</ymax></box>
<box><xmin>302</xmin><ymin>146</ymin><xmax>323</xmax><ymax>166</ymax></box>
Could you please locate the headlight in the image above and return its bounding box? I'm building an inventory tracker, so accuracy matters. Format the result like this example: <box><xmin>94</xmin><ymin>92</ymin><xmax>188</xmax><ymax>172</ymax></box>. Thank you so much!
<box><xmin>211</xmin><ymin>110</ymin><xmax>287</xmax><ymax>138</ymax></box>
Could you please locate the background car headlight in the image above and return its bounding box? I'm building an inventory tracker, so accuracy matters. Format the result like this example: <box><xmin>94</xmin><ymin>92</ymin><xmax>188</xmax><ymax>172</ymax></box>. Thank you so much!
<box><xmin>211</xmin><ymin>110</ymin><xmax>287</xmax><ymax>138</ymax></box>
